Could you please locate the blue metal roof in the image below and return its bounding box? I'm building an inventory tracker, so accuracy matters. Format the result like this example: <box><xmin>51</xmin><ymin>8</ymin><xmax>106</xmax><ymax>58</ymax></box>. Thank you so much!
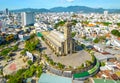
<box><xmin>38</xmin><ymin>73</ymin><xmax>72</xmax><ymax>83</ymax></box>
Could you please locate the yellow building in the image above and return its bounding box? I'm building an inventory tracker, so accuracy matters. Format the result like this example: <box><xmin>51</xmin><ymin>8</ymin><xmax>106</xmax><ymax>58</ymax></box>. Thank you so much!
<box><xmin>44</xmin><ymin>22</ymin><xmax>75</xmax><ymax>56</ymax></box>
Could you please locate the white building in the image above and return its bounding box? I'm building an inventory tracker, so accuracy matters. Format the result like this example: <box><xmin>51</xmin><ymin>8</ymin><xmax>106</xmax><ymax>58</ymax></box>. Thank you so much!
<box><xmin>0</xmin><ymin>21</ymin><xmax>6</xmax><ymax>32</ymax></box>
<box><xmin>26</xmin><ymin>51</ymin><xmax>33</xmax><ymax>62</ymax></box>
<box><xmin>111</xmin><ymin>39</ymin><xmax>120</xmax><ymax>47</ymax></box>
<box><xmin>104</xmin><ymin>11</ymin><xmax>108</xmax><ymax>16</ymax></box>
<box><xmin>21</xmin><ymin>12</ymin><xmax>34</xmax><ymax>26</ymax></box>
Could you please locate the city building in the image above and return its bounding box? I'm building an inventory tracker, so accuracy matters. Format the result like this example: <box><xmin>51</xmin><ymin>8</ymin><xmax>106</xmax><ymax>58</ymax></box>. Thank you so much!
<box><xmin>0</xmin><ymin>21</ymin><xmax>6</xmax><ymax>33</ymax></box>
<box><xmin>21</xmin><ymin>12</ymin><xmax>34</xmax><ymax>26</ymax></box>
<box><xmin>44</xmin><ymin>22</ymin><xmax>76</xmax><ymax>55</ymax></box>
<box><xmin>38</xmin><ymin>73</ymin><xmax>72</xmax><ymax>83</ymax></box>
<box><xmin>0</xmin><ymin>21</ymin><xmax>2</xmax><ymax>31</ymax></box>
<box><xmin>91</xmin><ymin>78</ymin><xmax>120</xmax><ymax>83</ymax></box>
<box><xmin>5</xmin><ymin>8</ymin><xmax>9</xmax><ymax>15</ymax></box>
<box><xmin>104</xmin><ymin>11</ymin><xmax>108</xmax><ymax>16</ymax></box>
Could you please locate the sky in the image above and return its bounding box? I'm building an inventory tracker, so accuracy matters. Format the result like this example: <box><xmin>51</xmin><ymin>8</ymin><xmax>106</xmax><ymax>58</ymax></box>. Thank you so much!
<box><xmin>0</xmin><ymin>0</ymin><xmax>120</xmax><ymax>10</ymax></box>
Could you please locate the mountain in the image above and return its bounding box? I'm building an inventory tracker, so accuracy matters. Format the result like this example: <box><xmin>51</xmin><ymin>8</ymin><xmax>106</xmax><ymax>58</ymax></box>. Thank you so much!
<box><xmin>10</xmin><ymin>6</ymin><xmax>120</xmax><ymax>13</ymax></box>
<box><xmin>50</xmin><ymin>6</ymin><xmax>105</xmax><ymax>13</ymax></box>
<box><xmin>10</xmin><ymin>8</ymin><xmax>51</xmax><ymax>13</ymax></box>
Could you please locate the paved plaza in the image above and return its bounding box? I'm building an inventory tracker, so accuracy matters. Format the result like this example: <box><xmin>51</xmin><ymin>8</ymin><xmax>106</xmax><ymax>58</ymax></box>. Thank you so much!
<box><xmin>41</xmin><ymin>39</ymin><xmax>92</xmax><ymax>67</ymax></box>
<box><xmin>2</xmin><ymin>42</ymin><xmax>27</xmax><ymax>75</ymax></box>
<box><xmin>3</xmin><ymin>51</ymin><xmax>27</xmax><ymax>75</ymax></box>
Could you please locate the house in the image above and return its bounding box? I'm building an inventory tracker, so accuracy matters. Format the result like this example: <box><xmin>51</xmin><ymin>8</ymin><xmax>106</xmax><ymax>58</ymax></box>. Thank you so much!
<box><xmin>106</xmin><ymin>62</ymin><xmax>116</xmax><ymax>68</ymax></box>
<box><xmin>91</xmin><ymin>78</ymin><xmax>120</xmax><ymax>83</ymax></box>
<box><xmin>94</xmin><ymin>52</ymin><xmax>116</xmax><ymax>62</ymax></box>
<box><xmin>0</xmin><ymin>36</ymin><xmax>3</xmax><ymax>44</ymax></box>
<box><xmin>115</xmin><ymin>54</ymin><xmax>120</xmax><ymax>61</ymax></box>
<box><xmin>0</xmin><ymin>78</ymin><xmax>6</xmax><ymax>83</ymax></box>
<box><xmin>93</xmin><ymin>44</ymin><xmax>105</xmax><ymax>53</ymax></box>
<box><xmin>18</xmin><ymin>34</ymin><xmax>30</xmax><ymax>41</ymax></box>
<box><xmin>26</xmin><ymin>51</ymin><xmax>33</xmax><ymax>62</ymax></box>
<box><xmin>111</xmin><ymin>39</ymin><xmax>120</xmax><ymax>47</ymax></box>
<box><xmin>0</xmin><ymin>36</ymin><xmax>5</xmax><ymax>45</ymax></box>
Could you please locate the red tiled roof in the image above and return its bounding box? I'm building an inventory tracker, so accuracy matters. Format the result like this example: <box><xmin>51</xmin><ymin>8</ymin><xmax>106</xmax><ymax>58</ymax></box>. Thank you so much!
<box><xmin>111</xmin><ymin>74</ymin><xmax>119</xmax><ymax>80</ymax></box>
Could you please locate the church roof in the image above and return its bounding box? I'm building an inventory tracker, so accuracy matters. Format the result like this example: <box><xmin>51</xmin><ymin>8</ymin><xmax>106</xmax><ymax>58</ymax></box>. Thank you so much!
<box><xmin>45</xmin><ymin>30</ymin><xmax>65</xmax><ymax>47</ymax></box>
<box><xmin>50</xmin><ymin>30</ymin><xmax>65</xmax><ymax>41</ymax></box>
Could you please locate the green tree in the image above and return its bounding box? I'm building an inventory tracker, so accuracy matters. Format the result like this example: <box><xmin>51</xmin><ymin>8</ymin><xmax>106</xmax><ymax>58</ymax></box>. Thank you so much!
<box><xmin>81</xmin><ymin>63</ymin><xmax>84</xmax><ymax>68</ymax></box>
<box><xmin>117</xmin><ymin>23</ymin><xmax>120</xmax><ymax>27</ymax></box>
<box><xmin>27</xmin><ymin>60</ymin><xmax>33</xmax><ymax>65</ymax></box>
<box><xmin>100</xmin><ymin>62</ymin><xmax>105</xmax><ymax>66</ymax></box>
<box><xmin>81</xmin><ymin>44</ymin><xmax>86</xmax><ymax>49</ymax></box>
<box><xmin>8</xmin><ymin>76</ymin><xmax>22</xmax><ymax>83</ymax></box>
<box><xmin>25</xmin><ymin>38</ymin><xmax>39</xmax><ymax>52</ymax></box>
<box><xmin>86</xmin><ymin>60</ymin><xmax>92</xmax><ymax>66</ymax></box>
<box><xmin>57</xmin><ymin>63</ymin><xmax>65</xmax><ymax>69</ymax></box>
<box><xmin>93</xmin><ymin>38</ymin><xmax>100</xmax><ymax>43</ymax></box>
<box><xmin>12</xmin><ymin>45</ymin><xmax>18</xmax><ymax>51</ymax></box>
<box><xmin>82</xmin><ymin>36</ymin><xmax>86</xmax><ymax>39</ymax></box>
<box><xmin>30</xmin><ymin>33</ymin><xmax>36</xmax><ymax>39</ymax></box>
<box><xmin>36</xmin><ymin>65</ymin><xmax>43</xmax><ymax>77</ymax></box>
<box><xmin>102</xmin><ymin>22</ymin><xmax>112</xmax><ymax>26</ymax></box>
<box><xmin>91</xmin><ymin>55</ymin><xmax>96</xmax><ymax>64</ymax></box>
<box><xmin>54</xmin><ymin>21</ymin><xmax>66</xmax><ymax>29</ymax></box>
<box><xmin>99</xmin><ymin>36</ymin><xmax>106</xmax><ymax>40</ymax></box>
<box><xmin>24</xmin><ymin>65</ymin><xmax>36</xmax><ymax>79</ymax></box>
<box><xmin>20</xmin><ymin>49</ymin><xmax>26</xmax><ymax>56</ymax></box>
<box><xmin>81</xmin><ymin>21</ymin><xmax>89</xmax><ymax>25</ymax></box>
<box><xmin>71</xmin><ymin>20</ymin><xmax>77</xmax><ymax>25</ymax></box>
<box><xmin>0</xmin><ymin>48</ymin><xmax>12</xmax><ymax>56</ymax></box>
<box><xmin>71</xmin><ymin>32</ymin><xmax>76</xmax><ymax>37</ymax></box>
<box><xmin>111</xmin><ymin>29</ymin><xmax>120</xmax><ymax>37</ymax></box>
<box><xmin>72</xmin><ymin>14</ymin><xmax>78</xmax><ymax>17</ymax></box>
<box><xmin>7</xmin><ymin>69</ymin><xmax>26</xmax><ymax>83</ymax></box>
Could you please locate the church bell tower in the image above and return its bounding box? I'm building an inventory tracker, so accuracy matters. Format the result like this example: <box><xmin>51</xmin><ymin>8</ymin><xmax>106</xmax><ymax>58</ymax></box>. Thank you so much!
<box><xmin>64</xmin><ymin>22</ymin><xmax>73</xmax><ymax>55</ymax></box>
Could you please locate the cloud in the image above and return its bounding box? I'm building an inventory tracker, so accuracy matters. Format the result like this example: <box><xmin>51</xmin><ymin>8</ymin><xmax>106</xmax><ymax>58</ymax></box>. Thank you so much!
<box><xmin>66</xmin><ymin>0</ymin><xmax>74</xmax><ymax>2</ymax></box>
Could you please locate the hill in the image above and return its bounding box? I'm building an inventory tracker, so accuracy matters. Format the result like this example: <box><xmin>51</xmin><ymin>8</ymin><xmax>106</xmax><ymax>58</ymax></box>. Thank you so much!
<box><xmin>9</xmin><ymin>6</ymin><xmax>120</xmax><ymax>13</ymax></box>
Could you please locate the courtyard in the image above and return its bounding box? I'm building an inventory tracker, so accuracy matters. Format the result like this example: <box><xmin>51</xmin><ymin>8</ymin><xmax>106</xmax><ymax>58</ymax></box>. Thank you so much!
<box><xmin>41</xmin><ymin>39</ymin><xmax>92</xmax><ymax>67</ymax></box>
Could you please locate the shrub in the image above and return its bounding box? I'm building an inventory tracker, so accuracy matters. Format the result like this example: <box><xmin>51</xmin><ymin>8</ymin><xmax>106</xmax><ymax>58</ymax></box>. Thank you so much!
<box><xmin>57</xmin><ymin>63</ymin><xmax>65</xmax><ymax>69</ymax></box>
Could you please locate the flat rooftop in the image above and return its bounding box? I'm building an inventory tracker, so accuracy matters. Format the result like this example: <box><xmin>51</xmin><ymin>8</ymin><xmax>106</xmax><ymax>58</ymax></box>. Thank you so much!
<box><xmin>38</xmin><ymin>73</ymin><xmax>72</xmax><ymax>83</ymax></box>
<box><xmin>93</xmin><ymin>78</ymin><xmax>120</xmax><ymax>83</ymax></box>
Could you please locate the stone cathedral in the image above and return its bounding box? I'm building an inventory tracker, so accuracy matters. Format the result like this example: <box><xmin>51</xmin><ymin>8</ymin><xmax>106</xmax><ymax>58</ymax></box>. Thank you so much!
<box><xmin>44</xmin><ymin>22</ymin><xmax>75</xmax><ymax>56</ymax></box>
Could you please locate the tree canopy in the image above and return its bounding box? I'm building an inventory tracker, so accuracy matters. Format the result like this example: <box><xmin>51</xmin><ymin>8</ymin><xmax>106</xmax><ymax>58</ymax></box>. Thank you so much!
<box><xmin>102</xmin><ymin>22</ymin><xmax>112</xmax><ymax>26</ymax></box>
<box><xmin>54</xmin><ymin>21</ymin><xmax>66</xmax><ymax>29</ymax></box>
<box><xmin>7</xmin><ymin>64</ymin><xmax>43</xmax><ymax>83</ymax></box>
<box><xmin>25</xmin><ymin>34</ymin><xmax>39</xmax><ymax>52</ymax></box>
<box><xmin>93</xmin><ymin>38</ymin><xmax>100</xmax><ymax>43</ymax></box>
<box><xmin>71</xmin><ymin>32</ymin><xmax>76</xmax><ymax>37</ymax></box>
<box><xmin>111</xmin><ymin>29</ymin><xmax>120</xmax><ymax>37</ymax></box>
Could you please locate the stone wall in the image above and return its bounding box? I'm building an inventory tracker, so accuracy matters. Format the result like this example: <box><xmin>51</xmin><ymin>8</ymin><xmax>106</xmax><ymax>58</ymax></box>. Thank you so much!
<box><xmin>47</xmin><ymin>65</ymin><xmax>72</xmax><ymax>77</ymax></box>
